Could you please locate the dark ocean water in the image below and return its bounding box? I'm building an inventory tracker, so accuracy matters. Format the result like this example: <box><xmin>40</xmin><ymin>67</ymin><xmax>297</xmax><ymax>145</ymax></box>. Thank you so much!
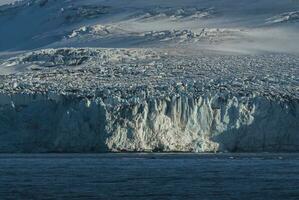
<box><xmin>0</xmin><ymin>153</ymin><xmax>299</xmax><ymax>200</ymax></box>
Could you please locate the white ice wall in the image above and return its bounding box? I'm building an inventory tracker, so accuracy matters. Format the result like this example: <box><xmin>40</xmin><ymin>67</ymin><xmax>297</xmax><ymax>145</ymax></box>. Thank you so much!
<box><xmin>0</xmin><ymin>91</ymin><xmax>297</xmax><ymax>153</ymax></box>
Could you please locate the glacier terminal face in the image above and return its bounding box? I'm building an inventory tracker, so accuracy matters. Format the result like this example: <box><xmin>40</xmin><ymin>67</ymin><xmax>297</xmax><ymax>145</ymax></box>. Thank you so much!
<box><xmin>0</xmin><ymin>49</ymin><xmax>298</xmax><ymax>153</ymax></box>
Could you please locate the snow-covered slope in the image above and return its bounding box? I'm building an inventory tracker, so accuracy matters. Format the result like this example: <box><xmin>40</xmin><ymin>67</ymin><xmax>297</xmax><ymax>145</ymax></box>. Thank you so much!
<box><xmin>0</xmin><ymin>0</ymin><xmax>299</xmax><ymax>53</ymax></box>
<box><xmin>0</xmin><ymin>0</ymin><xmax>298</xmax><ymax>153</ymax></box>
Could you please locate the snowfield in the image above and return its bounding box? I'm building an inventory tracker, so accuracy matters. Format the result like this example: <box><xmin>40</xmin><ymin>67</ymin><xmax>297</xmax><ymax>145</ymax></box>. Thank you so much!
<box><xmin>0</xmin><ymin>0</ymin><xmax>298</xmax><ymax>153</ymax></box>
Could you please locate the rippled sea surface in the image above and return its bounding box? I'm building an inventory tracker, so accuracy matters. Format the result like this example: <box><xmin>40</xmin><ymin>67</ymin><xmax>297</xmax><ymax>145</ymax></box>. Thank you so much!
<box><xmin>0</xmin><ymin>153</ymin><xmax>299</xmax><ymax>200</ymax></box>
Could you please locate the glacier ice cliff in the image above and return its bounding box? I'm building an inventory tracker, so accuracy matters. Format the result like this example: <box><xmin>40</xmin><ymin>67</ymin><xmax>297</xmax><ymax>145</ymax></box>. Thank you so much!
<box><xmin>0</xmin><ymin>49</ymin><xmax>298</xmax><ymax>153</ymax></box>
<box><xmin>0</xmin><ymin>89</ymin><xmax>298</xmax><ymax>153</ymax></box>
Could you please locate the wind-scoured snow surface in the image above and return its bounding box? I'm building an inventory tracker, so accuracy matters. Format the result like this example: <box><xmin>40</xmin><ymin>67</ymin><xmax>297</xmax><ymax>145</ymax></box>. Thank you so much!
<box><xmin>1</xmin><ymin>0</ymin><xmax>299</xmax><ymax>53</ymax></box>
<box><xmin>0</xmin><ymin>0</ymin><xmax>298</xmax><ymax>153</ymax></box>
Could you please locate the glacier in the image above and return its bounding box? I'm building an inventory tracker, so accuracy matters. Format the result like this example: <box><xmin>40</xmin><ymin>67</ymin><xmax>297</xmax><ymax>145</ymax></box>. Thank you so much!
<box><xmin>0</xmin><ymin>49</ymin><xmax>298</xmax><ymax>153</ymax></box>
<box><xmin>0</xmin><ymin>85</ymin><xmax>298</xmax><ymax>153</ymax></box>
<box><xmin>0</xmin><ymin>0</ymin><xmax>298</xmax><ymax>153</ymax></box>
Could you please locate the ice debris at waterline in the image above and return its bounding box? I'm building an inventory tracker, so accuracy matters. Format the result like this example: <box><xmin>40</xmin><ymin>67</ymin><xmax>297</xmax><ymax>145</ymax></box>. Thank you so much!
<box><xmin>0</xmin><ymin>49</ymin><xmax>298</xmax><ymax>153</ymax></box>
